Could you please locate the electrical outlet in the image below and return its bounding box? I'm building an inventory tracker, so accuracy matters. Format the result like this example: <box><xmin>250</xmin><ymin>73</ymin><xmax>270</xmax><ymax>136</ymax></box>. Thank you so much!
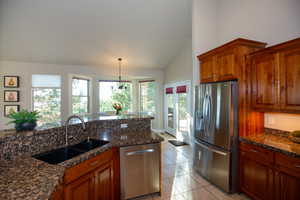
<box><xmin>121</xmin><ymin>123</ymin><xmax>128</xmax><ymax>128</ymax></box>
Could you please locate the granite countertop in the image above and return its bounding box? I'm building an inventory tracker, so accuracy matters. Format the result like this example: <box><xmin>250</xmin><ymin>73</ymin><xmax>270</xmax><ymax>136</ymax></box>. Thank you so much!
<box><xmin>240</xmin><ymin>133</ymin><xmax>300</xmax><ymax>158</ymax></box>
<box><xmin>0</xmin><ymin>131</ymin><xmax>163</xmax><ymax>200</ymax></box>
<box><xmin>0</xmin><ymin>113</ymin><xmax>154</xmax><ymax>137</ymax></box>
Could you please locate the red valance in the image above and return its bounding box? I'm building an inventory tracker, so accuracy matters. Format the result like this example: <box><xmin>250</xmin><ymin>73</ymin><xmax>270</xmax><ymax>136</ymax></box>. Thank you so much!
<box><xmin>165</xmin><ymin>87</ymin><xmax>173</xmax><ymax>94</ymax></box>
<box><xmin>176</xmin><ymin>85</ymin><xmax>187</xmax><ymax>93</ymax></box>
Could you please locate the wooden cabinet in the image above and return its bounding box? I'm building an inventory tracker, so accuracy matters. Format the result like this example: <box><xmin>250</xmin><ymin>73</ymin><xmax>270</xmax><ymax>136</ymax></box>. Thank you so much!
<box><xmin>249</xmin><ymin>38</ymin><xmax>300</xmax><ymax>113</ymax></box>
<box><xmin>279</xmin><ymin>47</ymin><xmax>300</xmax><ymax>112</ymax></box>
<box><xmin>200</xmin><ymin>57</ymin><xmax>215</xmax><ymax>82</ymax></box>
<box><xmin>239</xmin><ymin>143</ymin><xmax>274</xmax><ymax>200</ymax></box>
<box><xmin>251</xmin><ymin>53</ymin><xmax>279</xmax><ymax>110</ymax></box>
<box><xmin>65</xmin><ymin>172</ymin><xmax>95</xmax><ymax>200</ymax></box>
<box><xmin>197</xmin><ymin>38</ymin><xmax>266</xmax><ymax>83</ymax></box>
<box><xmin>94</xmin><ymin>161</ymin><xmax>115</xmax><ymax>200</ymax></box>
<box><xmin>240</xmin><ymin>142</ymin><xmax>300</xmax><ymax>200</ymax></box>
<box><xmin>63</xmin><ymin>148</ymin><xmax>120</xmax><ymax>200</ymax></box>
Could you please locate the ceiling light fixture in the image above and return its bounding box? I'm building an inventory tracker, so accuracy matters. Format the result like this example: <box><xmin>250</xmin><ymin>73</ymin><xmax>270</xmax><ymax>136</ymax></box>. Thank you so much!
<box><xmin>117</xmin><ymin>58</ymin><xmax>127</xmax><ymax>90</ymax></box>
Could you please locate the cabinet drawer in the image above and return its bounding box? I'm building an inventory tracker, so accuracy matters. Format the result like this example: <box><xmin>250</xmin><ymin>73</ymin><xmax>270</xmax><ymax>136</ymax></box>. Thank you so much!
<box><xmin>275</xmin><ymin>152</ymin><xmax>300</xmax><ymax>179</ymax></box>
<box><xmin>240</xmin><ymin>142</ymin><xmax>274</xmax><ymax>165</ymax></box>
<box><xmin>64</xmin><ymin>149</ymin><xmax>113</xmax><ymax>184</ymax></box>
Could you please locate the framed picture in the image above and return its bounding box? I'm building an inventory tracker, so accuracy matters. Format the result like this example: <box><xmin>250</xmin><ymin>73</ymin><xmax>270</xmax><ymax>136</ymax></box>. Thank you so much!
<box><xmin>4</xmin><ymin>90</ymin><xmax>20</xmax><ymax>102</ymax></box>
<box><xmin>4</xmin><ymin>105</ymin><xmax>20</xmax><ymax>117</ymax></box>
<box><xmin>4</xmin><ymin>76</ymin><xmax>19</xmax><ymax>88</ymax></box>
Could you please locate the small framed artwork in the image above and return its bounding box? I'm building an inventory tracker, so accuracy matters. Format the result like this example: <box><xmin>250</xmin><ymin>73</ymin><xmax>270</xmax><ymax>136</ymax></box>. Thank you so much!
<box><xmin>4</xmin><ymin>76</ymin><xmax>19</xmax><ymax>88</ymax></box>
<box><xmin>4</xmin><ymin>90</ymin><xmax>20</xmax><ymax>102</ymax></box>
<box><xmin>4</xmin><ymin>105</ymin><xmax>20</xmax><ymax>117</ymax></box>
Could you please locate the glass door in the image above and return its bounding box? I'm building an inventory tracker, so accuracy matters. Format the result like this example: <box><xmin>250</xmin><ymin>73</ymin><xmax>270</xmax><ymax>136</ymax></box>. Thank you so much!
<box><xmin>165</xmin><ymin>87</ymin><xmax>176</xmax><ymax>135</ymax></box>
<box><xmin>164</xmin><ymin>81</ymin><xmax>192</xmax><ymax>143</ymax></box>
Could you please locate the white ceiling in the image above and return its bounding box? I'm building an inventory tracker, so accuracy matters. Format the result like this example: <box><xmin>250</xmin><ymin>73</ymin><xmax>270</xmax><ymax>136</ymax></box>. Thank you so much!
<box><xmin>0</xmin><ymin>0</ymin><xmax>192</xmax><ymax>69</ymax></box>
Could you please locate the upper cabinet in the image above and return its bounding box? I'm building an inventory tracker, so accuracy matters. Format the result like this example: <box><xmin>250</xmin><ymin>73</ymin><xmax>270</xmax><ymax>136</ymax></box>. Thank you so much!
<box><xmin>198</xmin><ymin>38</ymin><xmax>266</xmax><ymax>83</ymax></box>
<box><xmin>249</xmin><ymin>38</ymin><xmax>300</xmax><ymax>113</ymax></box>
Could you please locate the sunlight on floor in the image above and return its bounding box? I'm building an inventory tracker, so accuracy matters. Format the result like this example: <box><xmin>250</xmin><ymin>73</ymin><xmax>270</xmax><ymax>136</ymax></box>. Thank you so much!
<box><xmin>133</xmin><ymin>133</ymin><xmax>250</xmax><ymax>200</ymax></box>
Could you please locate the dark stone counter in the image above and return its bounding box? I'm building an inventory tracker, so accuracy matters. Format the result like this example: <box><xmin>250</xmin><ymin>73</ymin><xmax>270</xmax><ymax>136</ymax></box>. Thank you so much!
<box><xmin>0</xmin><ymin>130</ymin><xmax>163</xmax><ymax>200</ymax></box>
<box><xmin>240</xmin><ymin>133</ymin><xmax>300</xmax><ymax>158</ymax></box>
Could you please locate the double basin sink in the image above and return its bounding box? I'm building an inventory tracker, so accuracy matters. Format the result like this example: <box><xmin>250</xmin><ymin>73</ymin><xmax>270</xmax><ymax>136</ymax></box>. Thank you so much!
<box><xmin>33</xmin><ymin>139</ymin><xmax>109</xmax><ymax>165</ymax></box>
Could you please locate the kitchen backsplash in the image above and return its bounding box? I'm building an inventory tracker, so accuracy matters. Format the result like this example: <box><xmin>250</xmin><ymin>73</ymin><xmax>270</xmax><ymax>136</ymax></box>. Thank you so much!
<box><xmin>265</xmin><ymin>113</ymin><xmax>300</xmax><ymax>132</ymax></box>
<box><xmin>0</xmin><ymin>118</ymin><xmax>151</xmax><ymax>160</ymax></box>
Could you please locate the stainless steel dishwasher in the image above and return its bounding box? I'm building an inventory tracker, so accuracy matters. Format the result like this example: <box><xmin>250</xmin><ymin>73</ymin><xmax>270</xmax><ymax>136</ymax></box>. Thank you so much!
<box><xmin>120</xmin><ymin>143</ymin><xmax>161</xmax><ymax>200</ymax></box>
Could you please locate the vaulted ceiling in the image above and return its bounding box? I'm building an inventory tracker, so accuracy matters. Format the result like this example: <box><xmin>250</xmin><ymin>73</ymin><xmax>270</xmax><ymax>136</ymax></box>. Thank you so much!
<box><xmin>0</xmin><ymin>0</ymin><xmax>192</xmax><ymax>69</ymax></box>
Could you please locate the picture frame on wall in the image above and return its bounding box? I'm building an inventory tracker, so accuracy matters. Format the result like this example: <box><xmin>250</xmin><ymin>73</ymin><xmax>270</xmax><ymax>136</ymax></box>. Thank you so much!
<box><xmin>4</xmin><ymin>90</ymin><xmax>20</xmax><ymax>102</ymax></box>
<box><xmin>4</xmin><ymin>105</ymin><xmax>20</xmax><ymax>117</ymax></box>
<box><xmin>4</xmin><ymin>76</ymin><xmax>19</xmax><ymax>88</ymax></box>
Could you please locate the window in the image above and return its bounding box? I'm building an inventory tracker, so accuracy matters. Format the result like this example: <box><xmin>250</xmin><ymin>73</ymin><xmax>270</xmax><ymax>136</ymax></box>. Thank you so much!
<box><xmin>139</xmin><ymin>81</ymin><xmax>156</xmax><ymax>115</ymax></box>
<box><xmin>99</xmin><ymin>81</ymin><xmax>132</xmax><ymax>114</ymax></box>
<box><xmin>72</xmin><ymin>77</ymin><xmax>90</xmax><ymax>114</ymax></box>
<box><xmin>32</xmin><ymin>74</ymin><xmax>61</xmax><ymax>126</ymax></box>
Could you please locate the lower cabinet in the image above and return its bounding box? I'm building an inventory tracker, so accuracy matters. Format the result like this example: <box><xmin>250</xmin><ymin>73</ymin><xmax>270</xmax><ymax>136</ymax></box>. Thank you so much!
<box><xmin>275</xmin><ymin>171</ymin><xmax>300</xmax><ymax>200</ymax></box>
<box><xmin>64</xmin><ymin>172</ymin><xmax>95</xmax><ymax>200</ymax></box>
<box><xmin>62</xmin><ymin>148</ymin><xmax>120</xmax><ymax>200</ymax></box>
<box><xmin>239</xmin><ymin>142</ymin><xmax>300</xmax><ymax>200</ymax></box>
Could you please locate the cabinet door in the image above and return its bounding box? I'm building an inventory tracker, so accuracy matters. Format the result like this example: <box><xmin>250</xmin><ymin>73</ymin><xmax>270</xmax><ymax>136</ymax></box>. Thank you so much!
<box><xmin>240</xmin><ymin>151</ymin><xmax>274</xmax><ymax>200</ymax></box>
<box><xmin>64</xmin><ymin>173</ymin><xmax>94</xmax><ymax>200</ymax></box>
<box><xmin>276</xmin><ymin>172</ymin><xmax>300</xmax><ymax>200</ymax></box>
<box><xmin>200</xmin><ymin>57</ymin><xmax>214</xmax><ymax>83</ymax></box>
<box><xmin>215</xmin><ymin>50</ymin><xmax>236</xmax><ymax>81</ymax></box>
<box><xmin>251</xmin><ymin>54</ymin><xmax>280</xmax><ymax>110</ymax></box>
<box><xmin>94</xmin><ymin>161</ymin><xmax>115</xmax><ymax>200</ymax></box>
<box><xmin>279</xmin><ymin>48</ymin><xmax>300</xmax><ymax>112</ymax></box>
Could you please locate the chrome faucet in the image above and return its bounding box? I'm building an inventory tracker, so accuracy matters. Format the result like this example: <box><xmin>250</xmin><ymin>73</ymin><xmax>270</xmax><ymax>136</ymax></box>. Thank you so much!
<box><xmin>64</xmin><ymin>115</ymin><xmax>86</xmax><ymax>146</ymax></box>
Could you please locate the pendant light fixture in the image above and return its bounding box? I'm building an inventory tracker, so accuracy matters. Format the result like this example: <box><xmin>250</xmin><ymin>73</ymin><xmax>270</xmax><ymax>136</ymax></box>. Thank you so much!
<box><xmin>117</xmin><ymin>58</ymin><xmax>127</xmax><ymax>90</ymax></box>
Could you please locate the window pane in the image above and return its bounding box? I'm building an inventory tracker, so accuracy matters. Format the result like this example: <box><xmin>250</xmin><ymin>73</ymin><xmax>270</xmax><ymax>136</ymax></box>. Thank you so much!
<box><xmin>33</xmin><ymin>88</ymin><xmax>61</xmax><ymax>125</ymax></box>
<box><xmin>167</xmin><ymin>94</ymin><xmax>174</xmax><ymax>129</ymax></box>
<box><xmin>99</xmin><ymin>81</ymin><xmax>132</xmax><ymax>113</ymax></box>
<box><xmin>178</xmin><ymin>93</ymin><xmax>188</xmax><ymax>132</ymax></box>
<box><xmin>32</xmin><ymin>75</ymin><xmax>61</xmax><ymax>88</ymax></box>
<box><xmin>72</xmin><ymin>78</ymin><xmax>89</xmax><ymax>96</ymax></box>
<box><xmin>72</xmin><ymin>96</ymin><xmax>88</xmax><ymax>114</ymax></box>
<box><xmin>140</xmin><ymin>82</ymin><xmax>156</xmax><ymax>114</ymax></box>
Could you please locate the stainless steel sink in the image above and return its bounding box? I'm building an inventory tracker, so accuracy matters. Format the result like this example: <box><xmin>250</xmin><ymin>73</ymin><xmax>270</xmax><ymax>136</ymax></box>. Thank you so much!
<box><xmin>32</xmin><ymin>139</ymin><xmax>109</xmax><ymax>164</ymax></box>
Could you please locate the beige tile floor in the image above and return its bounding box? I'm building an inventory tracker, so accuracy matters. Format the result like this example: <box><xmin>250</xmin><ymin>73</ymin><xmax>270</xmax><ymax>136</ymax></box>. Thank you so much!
<box><xmin>133</xmin><ymin>133</ymin><xmax>250</xmax><ymax>200</ymax></box>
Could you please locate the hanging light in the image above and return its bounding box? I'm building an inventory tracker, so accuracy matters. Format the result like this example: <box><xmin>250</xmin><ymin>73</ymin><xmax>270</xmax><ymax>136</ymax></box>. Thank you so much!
<box><xmin>117</xmin><ymin>58</ymin><xmax>127</xmax><ymax>90</ymax></box>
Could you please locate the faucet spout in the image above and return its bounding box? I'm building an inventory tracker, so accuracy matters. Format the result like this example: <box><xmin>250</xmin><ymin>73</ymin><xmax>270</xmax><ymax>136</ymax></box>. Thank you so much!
<box><xmin>64</xmin><ymin>115</ymin><xmax>86</xmax><ymax>146</ymax></box>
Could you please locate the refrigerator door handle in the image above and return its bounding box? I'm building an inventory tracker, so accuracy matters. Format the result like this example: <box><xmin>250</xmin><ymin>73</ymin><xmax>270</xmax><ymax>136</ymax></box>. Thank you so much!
<box><xmin>195</xmin><ymin>140</ymin><xmax>228</xmax><ymax>156</ymax></box>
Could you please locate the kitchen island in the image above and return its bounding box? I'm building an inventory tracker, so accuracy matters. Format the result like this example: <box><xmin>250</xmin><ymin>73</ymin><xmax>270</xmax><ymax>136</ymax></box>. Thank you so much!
<box><xmin>0</xmin><ymin>114</ymin><xmax>163</xmax><ymax>200</ymax></box>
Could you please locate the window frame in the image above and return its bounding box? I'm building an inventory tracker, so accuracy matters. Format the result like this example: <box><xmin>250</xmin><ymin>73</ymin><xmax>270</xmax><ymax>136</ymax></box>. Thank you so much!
<box><xmin>98</xmin><ymin>80</ymin><xmax>133</xmax><ymax>114</ymax></box>
<box><xmin>31</xmin><ymin>74</ymin><xmax>62</xmax><ymax>125</ymax></box>
<box><xmin>71</xmin><ymin>76</ymin><xmax>91</xmax><ymax>115</ymax></box>
<box><xmin>139</xmin><ymin>80</ymin><xmax>156</xmax><ymax>115</ymax></box>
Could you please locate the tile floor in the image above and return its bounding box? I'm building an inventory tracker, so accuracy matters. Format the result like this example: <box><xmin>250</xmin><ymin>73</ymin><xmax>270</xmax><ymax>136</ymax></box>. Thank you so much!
<box><xmin>134</xmin><ymin>133</ymin><xmax>250</xmax><ymax>200</ymax></box>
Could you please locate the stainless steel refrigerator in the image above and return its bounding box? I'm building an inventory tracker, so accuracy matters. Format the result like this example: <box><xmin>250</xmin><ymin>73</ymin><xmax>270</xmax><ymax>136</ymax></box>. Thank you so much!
<box><xmin>193</xmin><ymin>81</ymin><xmax>238</xmax><ymax>193</ymax></box>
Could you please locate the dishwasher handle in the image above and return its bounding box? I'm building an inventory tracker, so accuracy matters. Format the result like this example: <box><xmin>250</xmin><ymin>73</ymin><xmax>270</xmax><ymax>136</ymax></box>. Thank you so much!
<box><xmin>126</xmin><ymin>149</ymin><xmax>155</xmax><ymax>156</ymax></box>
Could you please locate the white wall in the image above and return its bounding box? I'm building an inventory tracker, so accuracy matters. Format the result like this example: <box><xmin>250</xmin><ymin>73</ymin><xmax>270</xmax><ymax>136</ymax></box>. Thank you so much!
<box><xmin>164</xmin><ymin>39</ymin><xmax>193</xmax><ymax>84</ymax></box>
<box><xmin>217</xmin><ymin>0</ymin><xmax>300</xmax><ymax>46</ymax></box>
<box><xmin>0</xmin><ymin>60</ymin><xmax>164</xmax><ymax>130</ymax></box>
<box><xmin>193</xmin><ymin>0</ymin><xmax>300</xmax><ymax>132</ymax></box>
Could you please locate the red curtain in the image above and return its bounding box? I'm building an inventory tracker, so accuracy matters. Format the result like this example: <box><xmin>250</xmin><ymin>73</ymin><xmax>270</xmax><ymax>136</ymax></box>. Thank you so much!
<box><xmin>176</xmin><ymin>85</ymin><xmax>187</xmax><ymax>93</ymax></box>
<box><xmin>165</xmin><ymin>87</ymin><xmax>173</xmax><ymax>94</ymax></box>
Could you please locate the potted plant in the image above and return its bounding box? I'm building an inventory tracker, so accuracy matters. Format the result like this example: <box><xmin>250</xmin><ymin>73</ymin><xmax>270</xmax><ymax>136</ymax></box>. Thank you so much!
<box><xmin>112</xmin><ymin>103</ymin><xmax>122</xmax><ymax>115</ymax></box>
<box><xmin>7</xmin><ymin>110</ymin><xmax>40</xmax><ymax>132</ymax></box>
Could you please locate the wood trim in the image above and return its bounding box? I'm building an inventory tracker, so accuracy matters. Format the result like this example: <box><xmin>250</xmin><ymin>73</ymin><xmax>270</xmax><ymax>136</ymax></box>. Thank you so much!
<box><xmin>198</xmin><ymin>38</ymin><xmax>267</xmax><ymax>60</ymax></box>
<box><xmin>248</xmin><ymin>37</ymin><xmax>300</xmax><ymax>57</ymax></box>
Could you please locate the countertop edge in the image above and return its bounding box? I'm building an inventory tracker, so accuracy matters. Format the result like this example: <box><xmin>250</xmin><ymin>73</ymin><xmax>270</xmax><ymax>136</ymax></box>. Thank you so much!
<box><xmin>239</xmin><ymin>136</ymin><xmax>300</xmax><ymax>158</ymax></box>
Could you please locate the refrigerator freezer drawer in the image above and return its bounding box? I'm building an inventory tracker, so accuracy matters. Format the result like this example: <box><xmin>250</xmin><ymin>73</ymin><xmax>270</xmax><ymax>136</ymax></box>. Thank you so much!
<box><xmin>193</xmin><ymin>141</ymin><xmax>231</xmax><ymax>193</ymax></box>
<box><xmin>120</xmin><ymin>144</ymin><xmax>161</xmax><ymax>199</ymax></box>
